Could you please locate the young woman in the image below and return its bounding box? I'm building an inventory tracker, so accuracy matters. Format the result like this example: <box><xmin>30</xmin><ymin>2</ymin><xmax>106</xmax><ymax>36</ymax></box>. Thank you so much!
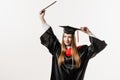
<box><xmin>40</xmin><ymin>10</ymin><xmax>107</xmax><ymax>80</ymax></box>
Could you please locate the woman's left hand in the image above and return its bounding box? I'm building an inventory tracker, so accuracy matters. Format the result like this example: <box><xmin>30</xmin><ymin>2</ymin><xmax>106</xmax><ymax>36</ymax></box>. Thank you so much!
<box><xmin>80</xmin><ymin>27</ymin><xmax>93</xmax><ymax>35</ymax></box>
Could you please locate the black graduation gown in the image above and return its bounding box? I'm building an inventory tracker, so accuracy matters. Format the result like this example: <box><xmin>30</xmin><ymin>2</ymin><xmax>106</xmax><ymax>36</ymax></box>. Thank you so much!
<box><xmin>40</xmin><ymin>27</ymin><xmax>107</xmax><ymax>80</ymax></box>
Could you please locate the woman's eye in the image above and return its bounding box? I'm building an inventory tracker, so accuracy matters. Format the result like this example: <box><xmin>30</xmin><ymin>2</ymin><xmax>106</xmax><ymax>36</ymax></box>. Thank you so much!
<box><xmin>63</xmin><ymin>36</ymin><xmax>66</xmax><ymax>38</ymax></box>
<box><xmin>68</xmin><ymin>36</ymin><xmax>72</xmax><ymax>38</ymax></box>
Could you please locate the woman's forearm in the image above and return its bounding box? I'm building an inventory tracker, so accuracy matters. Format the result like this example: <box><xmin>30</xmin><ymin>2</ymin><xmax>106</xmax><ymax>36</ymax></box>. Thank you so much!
<box><xmin>40</xmin><ymin>16</ymin><xmax>47</xmax><ymax>25</ymax></box>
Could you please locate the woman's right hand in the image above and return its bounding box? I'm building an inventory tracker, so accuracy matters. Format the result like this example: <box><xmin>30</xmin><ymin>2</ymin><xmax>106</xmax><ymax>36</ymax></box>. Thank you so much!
<box><xmin>40</xmin><ymin>9</ymin><xmax>47</xmax><ymax>24</ymax></box>
<box><xmin>40</xmin><ymin>9</ymin><xmax>45</xmax><ymax>18</ymax></box>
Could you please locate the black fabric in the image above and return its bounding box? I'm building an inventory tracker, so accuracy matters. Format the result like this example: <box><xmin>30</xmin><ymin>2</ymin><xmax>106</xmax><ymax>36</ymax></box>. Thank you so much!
<box><xmin>59</xmin><ymin>26</ymin><xmax>80</xmax><ymax>34</ymax></box>
<box><xmin>40</xmin><ymin>27</ymin><xmax>107</xmax><ymax>80</ymax></box>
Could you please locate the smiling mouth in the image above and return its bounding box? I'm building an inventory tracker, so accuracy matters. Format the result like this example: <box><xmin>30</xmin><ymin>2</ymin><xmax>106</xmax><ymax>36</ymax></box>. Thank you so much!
<box><xmin>66</xmin><ymin>42</ymin><xmax>69</xmax><ymax>43</ymax></box>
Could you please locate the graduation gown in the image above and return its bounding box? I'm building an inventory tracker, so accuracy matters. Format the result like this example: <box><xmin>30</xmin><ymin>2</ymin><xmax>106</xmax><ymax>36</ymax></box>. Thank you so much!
<box><xmin>40</xmin><ymin>27</ymin><xmax>107</xmax><ymax>80</ymax></box>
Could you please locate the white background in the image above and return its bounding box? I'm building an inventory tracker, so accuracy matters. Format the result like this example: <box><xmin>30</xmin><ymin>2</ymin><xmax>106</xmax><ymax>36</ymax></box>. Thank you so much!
<box><xmin>0</xmin><ymin>0</ymin><xmax>119</xmax><ymax>80</ymax></box>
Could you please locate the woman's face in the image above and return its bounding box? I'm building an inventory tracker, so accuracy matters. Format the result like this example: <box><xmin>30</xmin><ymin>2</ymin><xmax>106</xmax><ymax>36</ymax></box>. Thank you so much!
<box><xmin>63</xmin><ymin>33</ymin><xmax>72</xmax><ymax>46</ymax></box>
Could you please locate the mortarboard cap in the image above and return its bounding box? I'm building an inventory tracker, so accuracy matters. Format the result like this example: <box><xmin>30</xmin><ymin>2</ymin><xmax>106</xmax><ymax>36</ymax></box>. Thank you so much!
<box><xmin>59</xmin><ymin>25</ymin><xmax>81</xmax><ymax>34</ymax></box>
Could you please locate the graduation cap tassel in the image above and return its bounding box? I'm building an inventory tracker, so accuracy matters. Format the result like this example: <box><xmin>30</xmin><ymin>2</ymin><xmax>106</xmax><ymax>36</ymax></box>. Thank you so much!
<box><xmin>77</xmin><ymin>30</ymin><xmax>79</xmax><ymax>43</ymax></box>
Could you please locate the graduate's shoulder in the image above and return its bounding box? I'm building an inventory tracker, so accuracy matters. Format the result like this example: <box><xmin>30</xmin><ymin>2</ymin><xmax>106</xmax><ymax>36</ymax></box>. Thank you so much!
<box><xmin>77</xmin><ymin>45</ymin><xmax>88</xmax><ymax>51</ymax></box>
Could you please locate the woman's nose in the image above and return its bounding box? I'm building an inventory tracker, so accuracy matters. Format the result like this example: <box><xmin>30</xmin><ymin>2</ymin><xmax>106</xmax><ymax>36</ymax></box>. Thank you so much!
<box><xmin>66</xmin><ymin>37</ymin><xmax>69</xmax><ymax>41</ymax></box>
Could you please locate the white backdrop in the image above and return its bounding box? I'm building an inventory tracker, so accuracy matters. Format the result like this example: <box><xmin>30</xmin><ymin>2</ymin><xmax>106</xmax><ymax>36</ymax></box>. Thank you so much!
<box><xmin>0</xmin><ymin>0</ymin><xmax>120</xmax><ymax>80</ymax></box>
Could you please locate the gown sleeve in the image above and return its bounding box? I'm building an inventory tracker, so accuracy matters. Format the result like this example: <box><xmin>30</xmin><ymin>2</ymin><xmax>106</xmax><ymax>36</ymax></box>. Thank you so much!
<box><xmin>40</xmin><ymin>27</ymin><xmax>61</xmax><ymax>55</ymax></box>
<box><xmin>88</xmin><ymin>36</ymin><xmax>107</xmax><ymax>58</ymax></box>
